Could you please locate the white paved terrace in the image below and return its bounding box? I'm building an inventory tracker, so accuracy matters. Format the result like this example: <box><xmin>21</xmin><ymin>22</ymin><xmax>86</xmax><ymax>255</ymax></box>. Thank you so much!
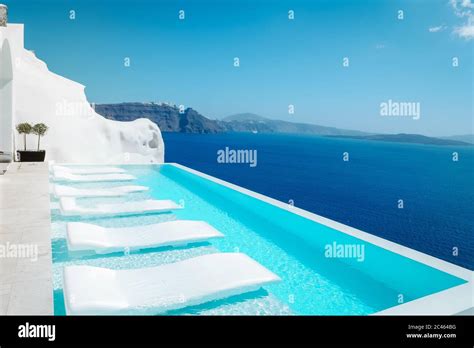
<box><xmin>0</xmin><ymin>162</ymin><xmax>53</xmax><ymax>314</ymax></box>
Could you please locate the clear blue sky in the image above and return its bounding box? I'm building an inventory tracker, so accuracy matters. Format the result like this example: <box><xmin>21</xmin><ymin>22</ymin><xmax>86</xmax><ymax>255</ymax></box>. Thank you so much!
<box><xmin>7</xmin><ymin>0</ymin><xmax>473</xmax><ymax>136</ymax></box>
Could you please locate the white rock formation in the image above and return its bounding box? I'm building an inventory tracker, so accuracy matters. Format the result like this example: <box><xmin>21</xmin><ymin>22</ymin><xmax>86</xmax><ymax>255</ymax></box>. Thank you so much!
<box><xmin>0</xmin><ymin>23</ymin><xmax>164</xmax><ymax>163</ymax></box>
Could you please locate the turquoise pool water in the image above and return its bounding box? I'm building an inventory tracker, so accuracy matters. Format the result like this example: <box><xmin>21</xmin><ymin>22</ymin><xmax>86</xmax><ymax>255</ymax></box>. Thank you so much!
<box><xmin>49</xmin><ymin>164</ymin><xmax>466</xmax><ymax>315</ymax></box>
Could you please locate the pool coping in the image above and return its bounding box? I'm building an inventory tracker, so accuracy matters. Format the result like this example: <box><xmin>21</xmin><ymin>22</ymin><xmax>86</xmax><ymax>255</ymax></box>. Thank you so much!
<box><xmin>168</xmin><ymin>163</ymin><xmax>473</xmax><ymax>315</ymax></box>
<box><xmin>52</xmin><ymin>162</ymin><xmax>473</xmax><ymax>315</ymax></box>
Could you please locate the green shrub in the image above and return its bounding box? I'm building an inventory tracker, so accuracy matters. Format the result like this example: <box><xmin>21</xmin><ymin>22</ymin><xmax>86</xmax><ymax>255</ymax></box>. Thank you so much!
<box><xmin>32</xmin><ymin>123</ymin><xmax>48</xmax><ymax>151</ymax></box>
<box><xmin>16</xmin><ymin>123</ymin><xmax>32</xmax><ymax>151</ymax></box>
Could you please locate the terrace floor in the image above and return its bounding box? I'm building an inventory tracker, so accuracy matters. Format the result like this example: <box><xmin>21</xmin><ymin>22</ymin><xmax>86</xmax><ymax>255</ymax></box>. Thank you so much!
<box><xmin>0</xmin><ymin>162</ymin><xmax>53</xmax><ymax>315</ymax></box>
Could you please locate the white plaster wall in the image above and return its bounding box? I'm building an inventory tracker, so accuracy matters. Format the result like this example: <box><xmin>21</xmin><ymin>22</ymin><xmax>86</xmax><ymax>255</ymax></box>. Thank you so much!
<box><xmin>0</xmin><ymin>39</ymin><xmax>13</xmax><ymax>154</ymax></box>
<box><xmin>0</xmin><ymin>24</ymin><xmax>164</xmax><ymax>163</ymax></box>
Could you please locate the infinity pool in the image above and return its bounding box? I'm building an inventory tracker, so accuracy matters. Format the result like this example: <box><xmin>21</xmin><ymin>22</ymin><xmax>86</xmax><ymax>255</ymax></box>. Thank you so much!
<box><xmin>49</xmin><ymin>164</ymin><xmax>466</xmax><ymax>315</ymax></box>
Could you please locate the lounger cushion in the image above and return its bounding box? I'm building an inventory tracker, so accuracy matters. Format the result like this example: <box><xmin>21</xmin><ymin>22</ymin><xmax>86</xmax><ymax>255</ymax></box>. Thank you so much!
<box><xmin>59</xmin><ymin>198</ymin><xmax>182</xmax><ymax>217</ymax></box>
<box><xmin>66</xmin><ymin>220</ymin><xmax>224</xmax><ymax>253</ymax></box>
<box><xmin>53</xmin><ymin>165</ymin><xmax>126</xmax><ymax>175</ymax></box>
<box><xmin>53</xmin><ymin>172</ymin><xmax>135</xmax><ymax>182</ymax></box>
<box><xmin>53</xmin><ymin>184</ymin><xmax>148</xmax><ymax>198</ymax></box>
<box><xmin>63</xmin><ymin>253</ymin><xmax>281</xmax><ymax>315</ymax></box>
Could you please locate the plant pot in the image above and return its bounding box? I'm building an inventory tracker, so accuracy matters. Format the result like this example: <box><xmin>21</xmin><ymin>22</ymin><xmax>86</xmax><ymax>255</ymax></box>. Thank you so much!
<box><xmin>17</xmin><ymin>150</ymin><xmax>46</xmax><ymax>162</ymax></box>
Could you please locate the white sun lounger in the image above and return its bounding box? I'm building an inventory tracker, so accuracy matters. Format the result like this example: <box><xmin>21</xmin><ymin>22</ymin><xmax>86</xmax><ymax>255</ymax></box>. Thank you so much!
<box><xmin>53</xmin><ymin>172</ymin><xmax>136</xmax><ymax>182</ymax></box>
<box><xmin>53</xmin><ymin>165</ymin><xmax>126</xmax><ymax>175</ymax></box>
<box><xmin>53</xmin><ymin>184</ymin><xmax>149</xmax><ymax>198</ymax></box>
<box><xmin>62</xmin><ymin>253</ymin><xmax>281</xmax><ymax>315</ymax></box>
<box><xmin>66</xmin><ymin>220</ymin><xmax>224</xmax><ymax>254</ymax></box>
<box><xmin>59</xmin><ymin>197</ymin><xmax>182</xmax><ymax>217</ymax></box>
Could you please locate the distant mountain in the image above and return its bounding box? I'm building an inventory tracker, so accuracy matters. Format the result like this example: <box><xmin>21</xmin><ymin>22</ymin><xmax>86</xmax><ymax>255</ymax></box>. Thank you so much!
<box><xmin>222</xmin><ymin>119</ymin><xmax>370</xmax><ymax>136</ymax></box>
<box><xmin>439</xmin><ymin>134</ymin><xmax>474</xmax><ymax>144</ymax></box>
<box><xmin>223</xmin><ymin>113</ymin><xmax>270</xmax><ymax>122</ymax></box>
<box><xmin>329</xmin><ymin>133</ymin><xmax>471</xmax><ymax>146</ymax></box>
<box><xmin>222</xmin><ymin>113</ymin><xmax>370</xmax><ymax>136</ymax></box>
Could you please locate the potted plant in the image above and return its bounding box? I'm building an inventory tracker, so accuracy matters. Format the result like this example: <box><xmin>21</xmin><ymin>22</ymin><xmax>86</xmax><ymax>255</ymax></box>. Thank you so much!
<box><xmin>16</xmin><ymin>122</ymin><xmax>48</xmax><ymax>162</ymax></box>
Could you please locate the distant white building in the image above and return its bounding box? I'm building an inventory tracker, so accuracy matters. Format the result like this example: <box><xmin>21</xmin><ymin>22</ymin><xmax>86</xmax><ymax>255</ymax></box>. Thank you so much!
<box><xmin>0</xmin><ymin>5</ymin><xmax>164</xmax><ymax>163</ymax></box>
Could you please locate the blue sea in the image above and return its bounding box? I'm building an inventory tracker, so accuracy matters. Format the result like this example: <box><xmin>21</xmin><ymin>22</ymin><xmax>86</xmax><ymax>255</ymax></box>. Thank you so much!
<box><xmin>163</xmin><ymin>132</ymin><xmax>474</xmax><ymax>270</ymax></box>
